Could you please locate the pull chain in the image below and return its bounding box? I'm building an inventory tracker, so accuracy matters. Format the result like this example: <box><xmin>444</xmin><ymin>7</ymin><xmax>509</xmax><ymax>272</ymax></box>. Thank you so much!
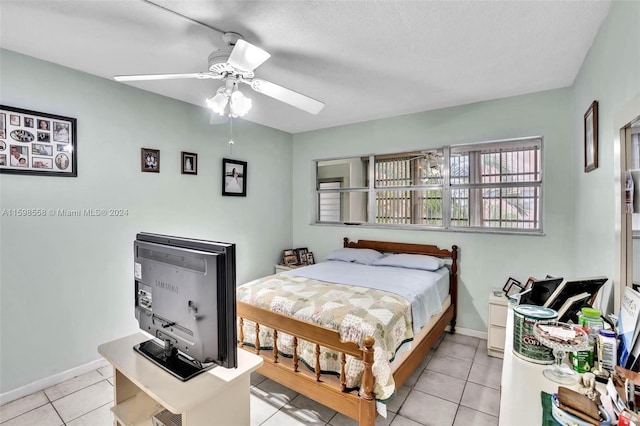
<box><xmin>228</xmin><ymin>116</ymin><xmax>234</xmax><ymax>155</ymax></box>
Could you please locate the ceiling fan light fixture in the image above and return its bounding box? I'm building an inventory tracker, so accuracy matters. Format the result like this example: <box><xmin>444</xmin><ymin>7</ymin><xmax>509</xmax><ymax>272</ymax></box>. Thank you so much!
<box><xmin>229</xmin><ymin>90</ymin><xmax>252</xmax><ymax>117</ymax></box>
<box><xmin>206</xmin><ymin>91</ymin><xmax>229</xmax><ymax>116</ymax></box>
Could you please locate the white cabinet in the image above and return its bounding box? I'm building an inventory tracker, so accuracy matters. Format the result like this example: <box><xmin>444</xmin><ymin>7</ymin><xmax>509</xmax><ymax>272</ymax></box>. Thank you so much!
<box><xmin>487</xmin><ymin>293</ymin><xmax>508</xmax><ymax>358</ymax></box>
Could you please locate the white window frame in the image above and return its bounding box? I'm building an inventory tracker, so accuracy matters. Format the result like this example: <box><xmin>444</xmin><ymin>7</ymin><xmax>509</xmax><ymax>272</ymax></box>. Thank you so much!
<box><xmin>314</xmin><ymin>136</ymin><xmax>544</xmax><ymax>235</ymax></box>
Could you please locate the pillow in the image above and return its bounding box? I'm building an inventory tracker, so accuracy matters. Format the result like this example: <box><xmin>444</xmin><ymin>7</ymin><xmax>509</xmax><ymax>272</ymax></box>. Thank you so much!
<box><xmin>371</xmin><ymin>253</ymin><xmax>445</xmax><ymax>271</ymax></box>
<box><xmin>325</xmin><ymin>248</ymin><xmax>384</xmax><ymax>265</ymax></box>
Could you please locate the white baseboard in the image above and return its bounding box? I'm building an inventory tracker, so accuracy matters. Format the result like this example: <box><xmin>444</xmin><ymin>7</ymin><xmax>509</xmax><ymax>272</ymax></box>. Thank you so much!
<box><xmin>0</xmin><ymin>358</ymin><xmax>110</xmax><ymax>406</ymax></box>
<box><xmin>446</xmin><ymin>325</ymin><xmax>488</xmax><ymax>340</ymax></box>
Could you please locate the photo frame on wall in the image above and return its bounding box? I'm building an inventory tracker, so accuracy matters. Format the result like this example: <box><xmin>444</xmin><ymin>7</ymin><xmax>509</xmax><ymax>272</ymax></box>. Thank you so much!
<box><xmin>141</xmin><ymin>148</ymin><xmax>160</xmax><ymax>173</ymax></box>
<box><xmin>0</xmin><ymin>105</ymin><xmax>77</xmax><ymax>177</ymax></box>
<box><xmin>584</xmin><ymin>100</ymin><xmax>598</xmax><ymax>172</ymax></box>
<box><xmin>181</xmin><ymin>151</ymin><xmax>197</xmax><ymax>175</ymax></box>
<box><xmin>222</xmin><ymin>158</ymin><xmax>247</xmax><ymax>196</ymax></box>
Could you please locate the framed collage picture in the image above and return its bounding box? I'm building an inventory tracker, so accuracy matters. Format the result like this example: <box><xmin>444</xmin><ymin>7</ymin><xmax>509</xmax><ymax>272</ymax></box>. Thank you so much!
<box><xmin>0</xmin><ymin>105</ymin><xmax>77</xmax><ymax>177</ymax></box>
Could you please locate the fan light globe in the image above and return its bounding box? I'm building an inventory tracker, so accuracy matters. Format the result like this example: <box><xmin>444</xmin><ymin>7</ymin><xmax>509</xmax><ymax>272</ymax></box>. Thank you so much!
<box><xmin>206</xmin><ymin>92</ymin><xmax>229</xmax><ymax>116</ymax></box>
<box><xmin>229</xmin><ymin>90</ymin><xmax>252</xmax><ymax>117</ymax></box>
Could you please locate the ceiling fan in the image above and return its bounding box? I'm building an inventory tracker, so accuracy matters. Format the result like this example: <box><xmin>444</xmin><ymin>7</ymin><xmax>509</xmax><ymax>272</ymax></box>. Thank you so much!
<box><xmin>113</xmin><ymin>32</ymin><xmax>325</xmax><ymax>119</ymax></box>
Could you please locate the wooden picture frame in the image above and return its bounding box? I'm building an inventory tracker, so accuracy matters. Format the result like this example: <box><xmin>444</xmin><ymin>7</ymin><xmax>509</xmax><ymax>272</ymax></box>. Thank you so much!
<box><xmin>222</xmin><ymin>158</ymin><xmax>247</xmax><ymax>196</ymax></box>
<box><xmin>282</xmin><ymin>249</ymin><xmax>298</xmax><ymax>266</ymax></box>
<box><xmin>503</xmin><ymin>277</ymin><xmax>523</xmax><ymax>297</ymax></box>
<box><xmin>584</xmin><ymin>100</ymin><xmax>598</xmax><ymax>172</ymax></box>
<box><xmin>141</xmin><ymin>148</ymin><xmax>160</xmax><ymax>173</ymax></box>
<box><xmin>181</xmin><ymin>151</ymin><xmax>197</xmax><ymax>175</ymax></box>
<box><xmin>523</xmin><ymin>276</ymin><xmax>536</xmax><ymax>291</ymax></box>
<box><xmin>0</xmin><ymin>105</ymin><xmax>77</xmax><ymax>177</ymax></box>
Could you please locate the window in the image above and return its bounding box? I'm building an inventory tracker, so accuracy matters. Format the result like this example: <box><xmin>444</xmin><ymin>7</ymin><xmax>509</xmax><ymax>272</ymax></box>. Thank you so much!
<box><xmin>315</xmin><ymin>137</ymin><xmax>543</xmax><ymax>234</ymax></box>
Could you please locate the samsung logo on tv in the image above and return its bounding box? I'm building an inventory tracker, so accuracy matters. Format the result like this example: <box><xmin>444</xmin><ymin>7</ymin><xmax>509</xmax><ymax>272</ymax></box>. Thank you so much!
<box><xmin>155</xmin><ymin>280</ymin><xmax>179</xmax><ymax>294</ymax></box>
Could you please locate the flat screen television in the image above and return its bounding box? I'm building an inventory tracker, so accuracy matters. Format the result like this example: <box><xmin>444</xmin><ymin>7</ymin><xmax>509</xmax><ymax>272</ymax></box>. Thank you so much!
<box><xmin>133</xmin><ymin>232</ymin><xmax>237</xmax><ymax>381</ymax></box>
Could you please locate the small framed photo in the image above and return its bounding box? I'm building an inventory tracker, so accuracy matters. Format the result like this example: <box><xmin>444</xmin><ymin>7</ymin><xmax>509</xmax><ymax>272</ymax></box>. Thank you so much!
<box><xmin>141</xmin><ymin>148</ymin><xmax>160</xmax><ymax>173</ymax></box>
<box><xmin>584</xmin><ymin>100</ymin><xmax>598</xmax><ymax>172</ymax></box>
<box><xmin>282</xmin><ymin>249</ymin><xmax>298</xmax><ymax>266</ymax></box>
<box><xmin>503</xmin><ymin>277</ymin><xmax>523</xmax><ymax>297</ymax></box>
<box><xmin>181</xmin><ymin>151</ymin><xmax>197</xmax><ymax>175</ymax></box>
<box><xmin>222</xmin><ymin>158</ymin><xmax>247</xmax><ymax>196</ymax></box>
<box><xmin>306</xmin><ymin>252</ymin><xmax>315</xmax><ymax>265</ymax></box>
<box><xmin>523</xmin><ymin>276</ymin><xmax>536</xmax><ymax>291</ymax></box>
<box><xmin>295</xmin><ymin>247</ymin><xmax>309</xmax><ymax>265</ymax></box>
<box><xmin>1</xmin><ymin>105</ymin><xmax>77</xmax><ymax>177</ymax></box>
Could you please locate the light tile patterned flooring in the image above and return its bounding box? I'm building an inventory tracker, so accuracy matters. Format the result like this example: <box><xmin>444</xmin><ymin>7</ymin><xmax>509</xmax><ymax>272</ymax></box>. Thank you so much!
<box><xmin>0</xmin><ymin>333</ymin><xmax>503</xmax><ymax>426</ymax></box>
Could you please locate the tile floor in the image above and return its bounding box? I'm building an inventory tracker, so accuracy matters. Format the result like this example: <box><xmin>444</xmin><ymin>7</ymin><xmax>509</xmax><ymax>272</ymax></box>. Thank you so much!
<box><xmin>0</xmin><ymin>333</ymin><xmax>503</xmax><ymax>426</ymax></box>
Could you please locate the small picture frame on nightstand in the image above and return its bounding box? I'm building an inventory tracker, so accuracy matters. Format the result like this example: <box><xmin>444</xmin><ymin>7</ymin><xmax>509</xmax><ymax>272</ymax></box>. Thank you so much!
<box><xmin>503</xmin><ymin>277</ymin><xmax>522</xmax><ymax>297</ymax></box>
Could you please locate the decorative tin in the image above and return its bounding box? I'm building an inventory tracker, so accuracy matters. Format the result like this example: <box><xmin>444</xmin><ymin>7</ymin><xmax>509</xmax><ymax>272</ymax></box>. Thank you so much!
<box><xmin>513</xmin><ymin>305</ymin><xmax>558</xmax><ymax>364</ymax></box>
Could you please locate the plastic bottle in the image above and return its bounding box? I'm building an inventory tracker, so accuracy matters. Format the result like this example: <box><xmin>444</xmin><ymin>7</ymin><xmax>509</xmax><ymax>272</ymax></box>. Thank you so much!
<box><xmin>572</xmin><ymin>308</ymin><xmax>604</xmax><ymax>372</ymax></box>
<box><xmin>597</xmin><ymin>329</ymin><xmax>617</xmax><ymax>373</ymax></box>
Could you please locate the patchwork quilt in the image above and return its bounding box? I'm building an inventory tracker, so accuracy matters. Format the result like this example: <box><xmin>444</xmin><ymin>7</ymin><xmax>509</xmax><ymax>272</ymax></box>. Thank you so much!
<box><xmin>237</xmin><ymin>273</ymin><xmax>414</xmax><ymax>402</ymax></box>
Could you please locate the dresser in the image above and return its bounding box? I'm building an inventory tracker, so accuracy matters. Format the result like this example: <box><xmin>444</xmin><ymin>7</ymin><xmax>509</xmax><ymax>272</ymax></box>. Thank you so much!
<box><xmin>487</xmin><ymin>292</ymin><xmax>508</xmax><ymax>358</ymax></box>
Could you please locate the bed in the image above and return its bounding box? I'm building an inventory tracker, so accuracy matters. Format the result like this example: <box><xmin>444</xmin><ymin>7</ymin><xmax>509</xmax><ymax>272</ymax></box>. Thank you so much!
<box><xmin>236</xmin><ymin>238</ymin><xmax>458</xmax><ymax>426</ymax></box>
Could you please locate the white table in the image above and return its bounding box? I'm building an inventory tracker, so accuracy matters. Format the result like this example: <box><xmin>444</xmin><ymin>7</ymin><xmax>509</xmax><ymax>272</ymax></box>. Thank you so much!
<box><xmin>499</xmin><ymin>306</ymin><xmax>588</xmax><ymax>425</ymax></box>
<box><xmin>98</xmin><ymin>333</ymin><xmax>263</xmax><ymax>426</ymax></box>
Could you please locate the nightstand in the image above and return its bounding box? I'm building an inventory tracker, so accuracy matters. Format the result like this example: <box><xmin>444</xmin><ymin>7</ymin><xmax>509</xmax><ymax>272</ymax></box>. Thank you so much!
<box><xmin>487</xmin><ymin>292</ymin><xmax>508</xmax><ymax>358</ymax></box>
<box><xmin>274</xmin><ymin>264</ymin><xmax>295</xmax><ymax>274</ymax></box>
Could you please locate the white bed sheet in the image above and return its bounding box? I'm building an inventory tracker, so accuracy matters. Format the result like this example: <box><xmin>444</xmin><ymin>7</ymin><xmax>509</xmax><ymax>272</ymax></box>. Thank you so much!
<box><xmin>282</xmin><ymin>261</ymin><xmax>450</xmax><ymax>334</ymax></box>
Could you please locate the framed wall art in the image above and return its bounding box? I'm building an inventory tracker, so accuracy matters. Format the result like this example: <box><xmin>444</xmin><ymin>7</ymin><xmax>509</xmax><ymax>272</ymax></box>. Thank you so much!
<box><xmin>181</xmin><ymin>151</ymin><xmax>197</xmax><ymax>175</ymax></box>
<box><xmin>584</xmin><ymin>100</ymin><xmax>598</xmax><ymax>172</ymax></box>
<box><xmin>222</xmin><ymin>158</ymin><xmax>247</xmax><ymax>196</ymax></box>
<box><xmin>141</xmin><ymin>148</ymin><xmax>160</xmax><ymax>173</ymax></box>
<box><xmin>0</xmin><ymin>105</ymin><xmax>77</xmax><ymax>177</ymax></box>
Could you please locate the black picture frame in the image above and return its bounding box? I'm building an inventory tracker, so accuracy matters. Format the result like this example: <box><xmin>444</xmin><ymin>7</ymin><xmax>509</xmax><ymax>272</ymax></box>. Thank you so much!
<box><xmin>222</xmin><ymin>158</ymin><xmax>247</xmax><ymax>196</ymax></box>
<box><xmin>0</xmin><ymin>105</ymin><xmax>77</xmax><ymax>177</ymax></box>
<box><xmin>503</xmin><ymin>277</ymin><xmax>523</xmax><ymax>297</ymax></box>
<box><xmin>141</xmin><ymin>148</ymin><xmax>160</xmax><ymax>173</ymax></box>
<box><xmin>584</xmin><ymin>100</ymin><xmax>598</xmax><ymax>172</ymax></box>
<box><xmin>295</xmin><ymin>247</ymin><xmax>309</xmax><ymax>265</ymax></box>
<box><xmin>181</xmin><ymin>151</ymin><xmax>197</xmax><ymax>175</ymax></box>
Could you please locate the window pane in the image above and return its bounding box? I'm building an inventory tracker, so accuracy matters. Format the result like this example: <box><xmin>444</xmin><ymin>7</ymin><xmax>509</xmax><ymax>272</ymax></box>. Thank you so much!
<box><xmin>375</xmin><ymin>189</ymin><xmax>443</xmax><ymax>225</ymax></box>
<box><xmin>481</xmin><ymin>186</ymin><xmax>540</xmax><ymax>228</ymax></box>
<box><xmin>374</xmin><ymin>150</ymin><xmax>444</xmax><ymax>187</ymax></box>
<box><xmin>317</xmin><ymin>158</ymin><xmax>367</xmax><ymax>189</ymax></box>
<box><xmin>317</xmin><ymin>191</ymin><xmax>368</xmax><ymax>223</ymax></box>
<box><xmin>318</xmin><ymin>181</ymin><xmax>341</xmax><ymax>222</ymax></box>
<box><xmin>450</xmin><ymin>188</ymin><xmax>469</xmax><ymax>227</ymax></box>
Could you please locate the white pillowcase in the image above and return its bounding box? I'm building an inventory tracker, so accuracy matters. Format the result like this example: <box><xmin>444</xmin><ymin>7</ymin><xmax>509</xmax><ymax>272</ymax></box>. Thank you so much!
<box><xmin>371</xmin><ymin>253</ymin><xmax>445</xmax><ymax>271</ymax></box>
<box><xmin>325</xmin><ymin>248</ymin><xmax>384</xmax><ymax>265</ymax></box>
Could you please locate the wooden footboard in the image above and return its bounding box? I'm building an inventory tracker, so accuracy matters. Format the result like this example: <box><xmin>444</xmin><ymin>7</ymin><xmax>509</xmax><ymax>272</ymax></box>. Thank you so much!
<box><xmin>237</xmin><ymin>238</ymin><xmax>458</xmax><ymax>426</ymax></box>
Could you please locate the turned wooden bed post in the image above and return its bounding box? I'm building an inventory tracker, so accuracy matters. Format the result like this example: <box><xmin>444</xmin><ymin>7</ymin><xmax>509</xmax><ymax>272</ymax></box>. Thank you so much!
<box><xmin>450</xmin><ymin>245</ymin><xmax>458</xmax><ymax>334</ymax></box>
<box><xmin>359</xmin><ymin>336</ymin><xmax>376</xmax><ymax>426</ymax></box>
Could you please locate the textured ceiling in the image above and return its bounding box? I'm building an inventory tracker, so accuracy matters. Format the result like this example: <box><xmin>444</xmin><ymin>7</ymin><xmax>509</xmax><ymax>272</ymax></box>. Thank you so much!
<box><xmin>0</xmin><ymin>0</ymin><xmax>612</xmax><ymax>134</ymax></box>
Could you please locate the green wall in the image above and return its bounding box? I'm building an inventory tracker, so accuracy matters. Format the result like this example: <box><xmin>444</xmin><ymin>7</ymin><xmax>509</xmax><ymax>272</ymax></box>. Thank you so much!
<box><xmin>570</xmin><ymin>0</ymin><xmax>640</xmax><ymax>312</ymax></box>
<box><xmin>0</xmin><ymin>49</ymin><xmax>293</xmax><ymax>394</ymax></box>
<box><xmin>292</xmin><ymin>88</ymin><xmax>575</xmax><ymax>333</ymax></box>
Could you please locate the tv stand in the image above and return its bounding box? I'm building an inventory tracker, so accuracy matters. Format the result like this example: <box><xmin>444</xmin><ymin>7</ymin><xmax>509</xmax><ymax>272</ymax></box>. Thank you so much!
<box><xmin>98</xmin><ymin>333</ymin><xmax>262</xmax><ymax>426</ymax></box>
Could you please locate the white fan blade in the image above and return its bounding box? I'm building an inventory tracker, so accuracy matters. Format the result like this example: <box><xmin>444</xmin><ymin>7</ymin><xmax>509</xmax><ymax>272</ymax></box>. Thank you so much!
<box><xmin>248</xmin><ymin>79</ymin><xmax>324</xmax><ymax>114</ymax></box>
<box><xmin>227</xmin><ymin>39</ymin><xmax>271</xmax><ymax>72</ymax></box>
<box><xmin>114</xmin><ymin>72</ymin><xmax>221</xmax><ymax>82</ymax></box>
